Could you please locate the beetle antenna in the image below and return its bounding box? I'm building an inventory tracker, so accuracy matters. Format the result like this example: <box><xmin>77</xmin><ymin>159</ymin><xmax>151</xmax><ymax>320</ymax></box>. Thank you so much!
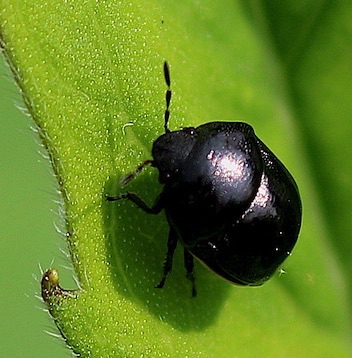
<box><xmin>164</xmin><ymin>61</ymin><xmax>171</xmax><ymax>133</ymax></box>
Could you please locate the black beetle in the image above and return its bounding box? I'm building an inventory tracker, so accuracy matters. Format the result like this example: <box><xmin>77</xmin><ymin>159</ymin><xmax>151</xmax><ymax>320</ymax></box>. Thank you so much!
<box><xmin>107</xmin><ymin>62</ymin><xmax>302</xmax><ymax>296</ymax></box>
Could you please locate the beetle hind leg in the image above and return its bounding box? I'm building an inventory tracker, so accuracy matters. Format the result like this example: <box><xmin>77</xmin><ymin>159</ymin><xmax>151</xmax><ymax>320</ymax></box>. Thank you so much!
<box><xmin>184</xmin><ymin>249</ymin><xmax>196</xmax><ymax>297</ymax></box>
<box><xmin>155</xmin><ymin>228</ymin><xmax>178</xmax><ymax>289</ymax></box>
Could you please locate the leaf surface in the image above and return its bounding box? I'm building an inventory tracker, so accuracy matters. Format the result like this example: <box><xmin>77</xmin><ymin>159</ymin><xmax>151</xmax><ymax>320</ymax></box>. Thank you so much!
<box><xmin>1</xmin><ymin>1</ymin><xmax>351</xmax><ymax>356</ymax></box>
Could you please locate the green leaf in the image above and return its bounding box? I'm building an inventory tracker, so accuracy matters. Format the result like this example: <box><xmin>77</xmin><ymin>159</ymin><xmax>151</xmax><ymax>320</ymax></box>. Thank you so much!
<box><xmin>1</xmin><ymin>0</ymin><xmax>351</xmax><ymax>356</ymax></box>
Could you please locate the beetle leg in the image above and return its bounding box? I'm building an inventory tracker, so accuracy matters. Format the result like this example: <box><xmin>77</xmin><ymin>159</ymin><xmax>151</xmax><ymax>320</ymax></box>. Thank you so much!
<box><xmin>106</xmin><ymin>192</ymin><xmax>164</xmax><ymax>215</ymax></box>
<box><xmin>184</xmin><ymin>249</ymin><xmax>196</xmax><ymax>297</ymax></box>
<box><xmin>119</xmin><ymin>160</ymin><xmax>153</xmax><ymax>186</ymax></box>
<box><xmin>155</xmin><ymin>227</ymin><xmax>178</xmax><ymax>289</ymax></box>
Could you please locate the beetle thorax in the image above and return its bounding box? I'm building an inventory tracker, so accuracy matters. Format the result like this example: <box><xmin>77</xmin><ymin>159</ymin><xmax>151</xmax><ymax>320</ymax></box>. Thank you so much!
<box><xmin>152</xmin><ymin>128</ymin><xmax>197</xmax><ymax>184</ymax></box>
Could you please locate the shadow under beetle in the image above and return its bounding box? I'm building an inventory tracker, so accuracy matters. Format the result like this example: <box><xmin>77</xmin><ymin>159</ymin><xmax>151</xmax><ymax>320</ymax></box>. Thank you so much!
<box><xmin>107</xmin><ymin>62</ymin><xmax>302</xmax><ymax>296</ymax></box>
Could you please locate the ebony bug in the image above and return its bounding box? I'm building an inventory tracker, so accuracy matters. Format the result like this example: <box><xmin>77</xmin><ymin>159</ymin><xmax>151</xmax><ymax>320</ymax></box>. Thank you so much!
<box><xmin>107</xmin><ymin>62</ymin><xmax>302</xmax><ymax>296</ymax></box>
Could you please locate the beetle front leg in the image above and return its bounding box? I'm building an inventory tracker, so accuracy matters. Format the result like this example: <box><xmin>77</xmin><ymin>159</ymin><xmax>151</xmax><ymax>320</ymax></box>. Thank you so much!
<box><xmin>106</xmin><ymin>192</ymin><xmax>164</xmax><ymax>215</ymax></box>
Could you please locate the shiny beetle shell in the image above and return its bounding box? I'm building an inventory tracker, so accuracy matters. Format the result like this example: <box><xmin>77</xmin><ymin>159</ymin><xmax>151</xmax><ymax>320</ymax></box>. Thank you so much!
<box><xmin>107</xmin><ymin>62</ymin><xmax>302</xmax><ymax>295</ymax></box>
<box><xmin>153</xmin><ymin>121</ymin><xmax>301</xmax><ymax>286</ymax></box>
